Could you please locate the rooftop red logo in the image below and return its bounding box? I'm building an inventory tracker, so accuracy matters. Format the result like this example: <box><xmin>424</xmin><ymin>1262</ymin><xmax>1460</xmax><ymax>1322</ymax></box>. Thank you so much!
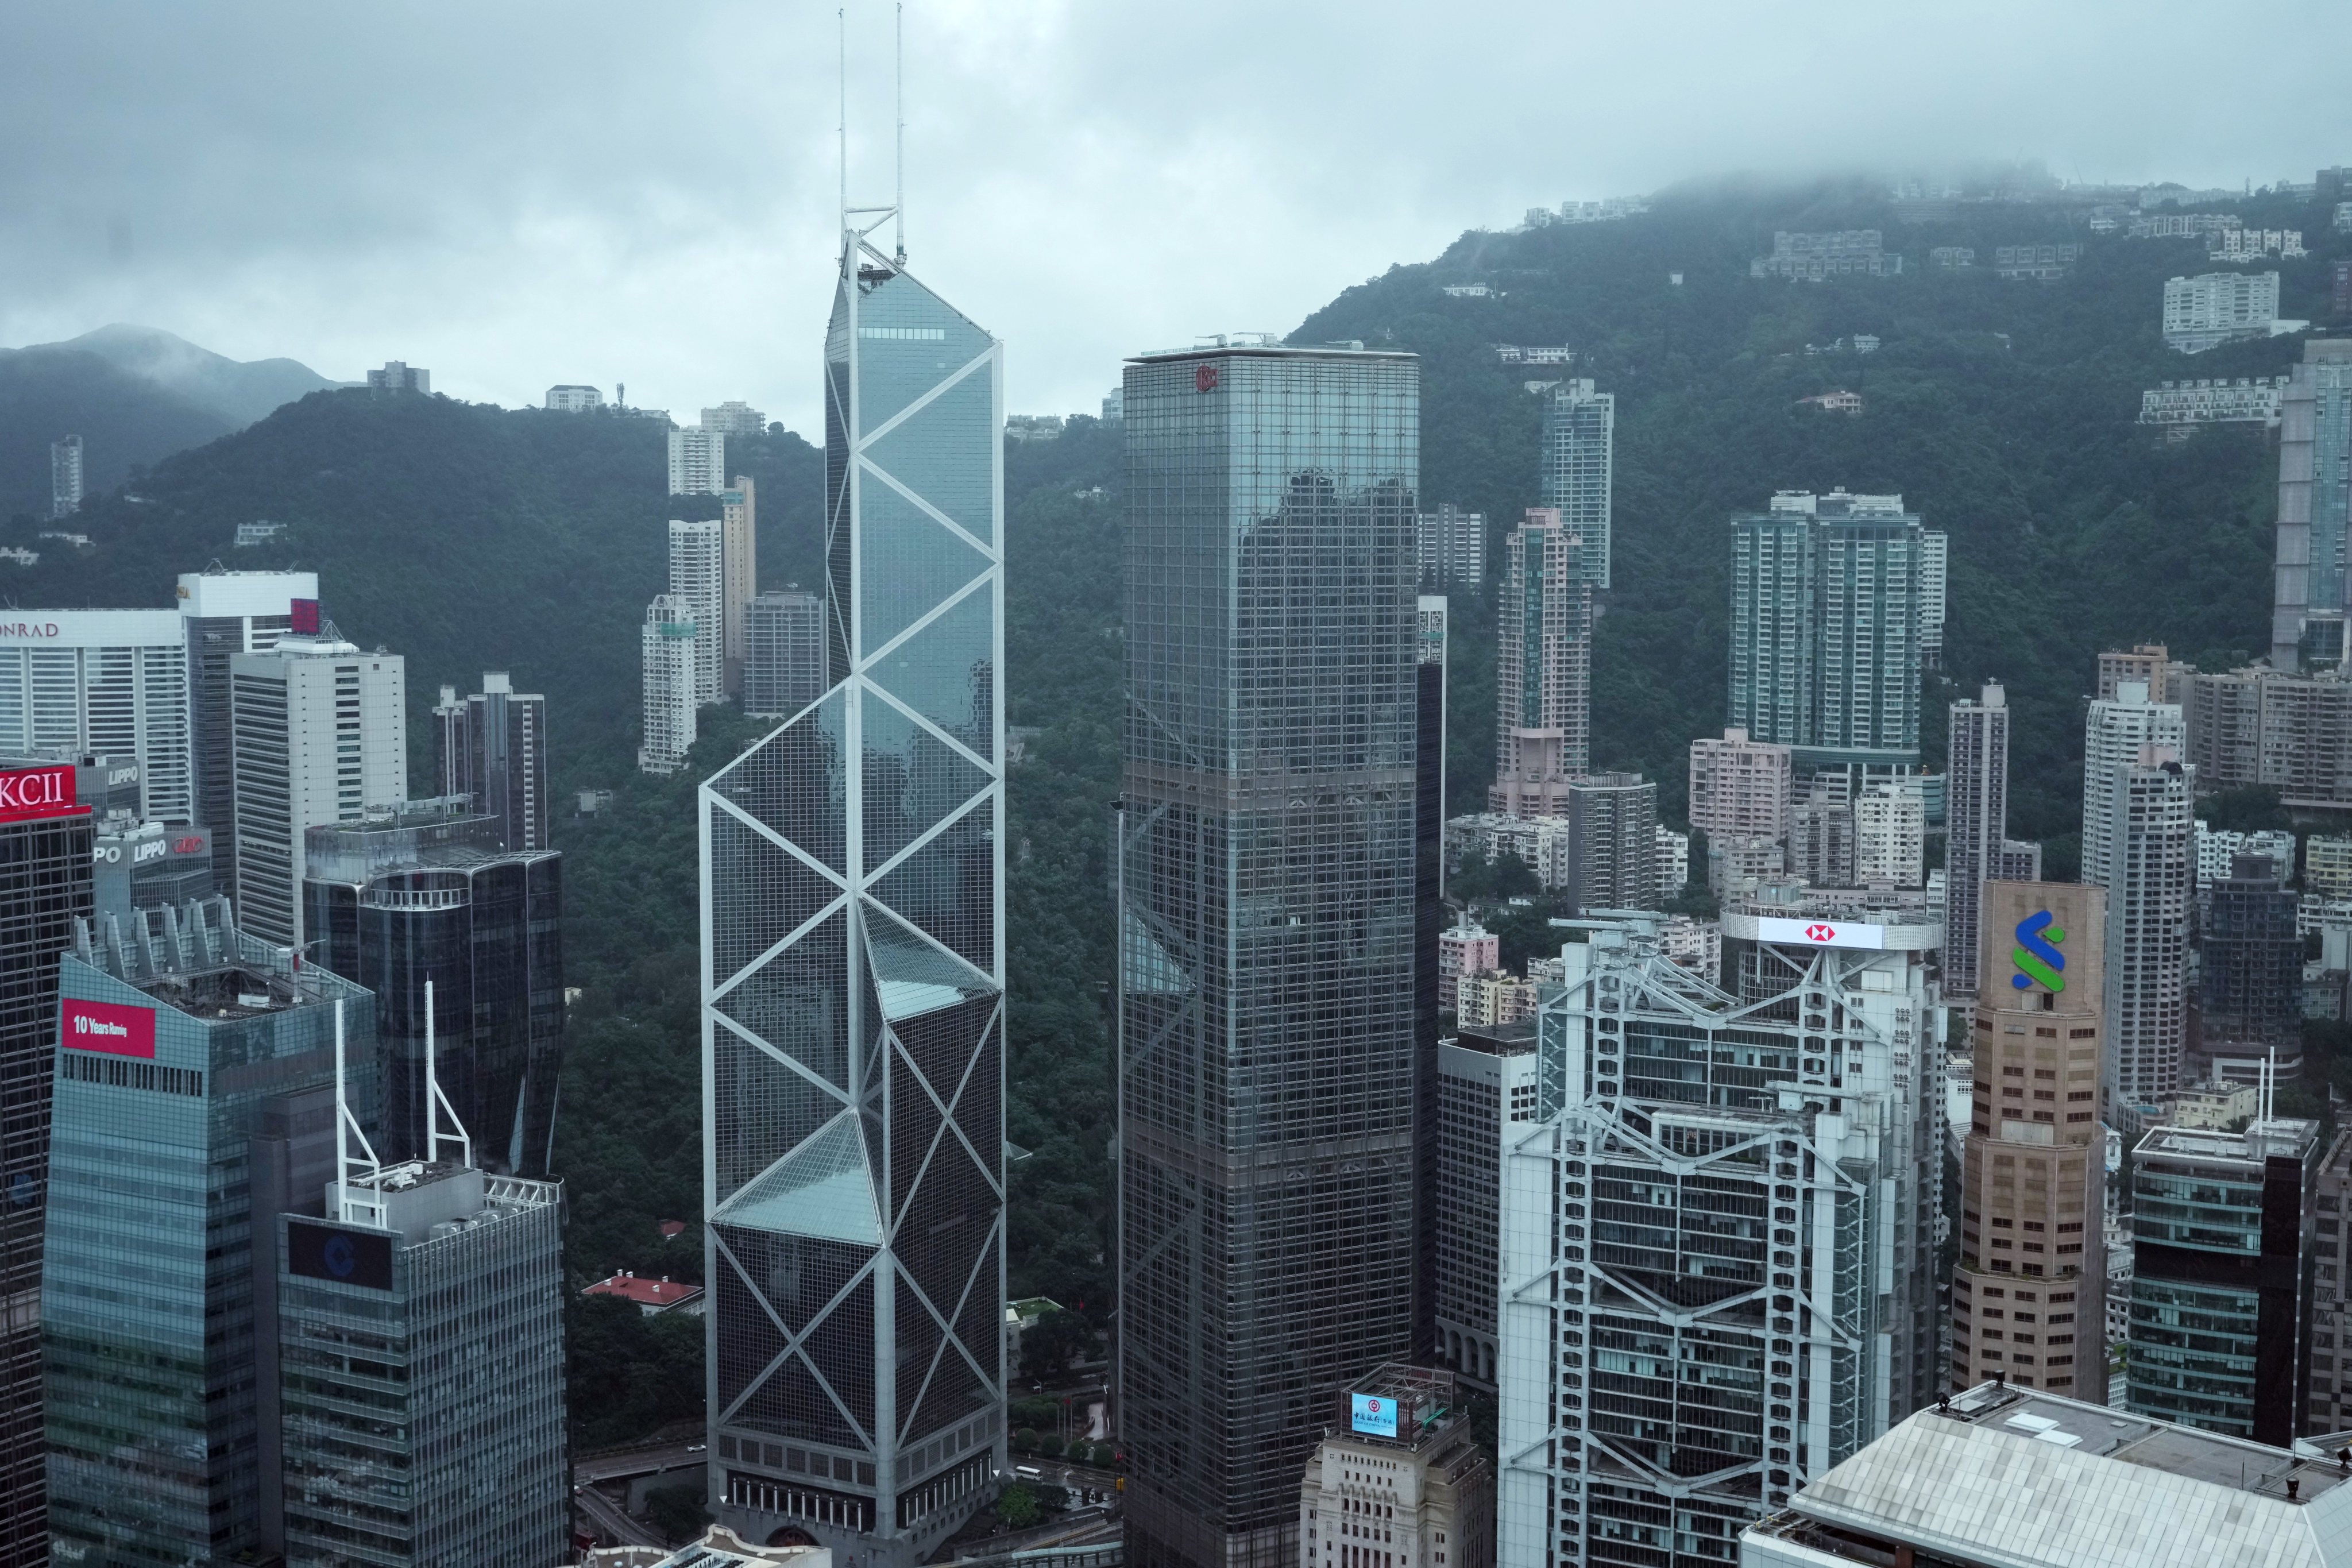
<box><xmin>0</xmin><ymin>765</ymin><xmax>80</xmax><ymax>822</ymax></box>
<box><xmin>1196</xmin><ymin>363</ymin><xmax>1219</xmax><ymax>393</ymax></box>
<box><xmin>1805</xmin><ymin>924</ymin><xmax>1836</xmax><ymax>943</ymax></box>
<box><xmin>61</xmin><ymin>997</ymin><xmax>157</xmax><ymax>1060</ymax></box>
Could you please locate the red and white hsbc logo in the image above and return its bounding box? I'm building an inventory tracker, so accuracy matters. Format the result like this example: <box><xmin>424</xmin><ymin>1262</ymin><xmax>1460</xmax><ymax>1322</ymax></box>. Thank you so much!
<box><xmin>61</xmin><ymin>998</ymin><xmax>157</xmax><ymax>1060</ymax></box>
<box><xmin>0</xmin><ymin>766</ymin><xmax>80</xmax><ymax>822</ymax></box>
<box><xmin>1752</xmin><ymin>915</ymin><xmax>1888</xmax><ymax>951</ymax></box>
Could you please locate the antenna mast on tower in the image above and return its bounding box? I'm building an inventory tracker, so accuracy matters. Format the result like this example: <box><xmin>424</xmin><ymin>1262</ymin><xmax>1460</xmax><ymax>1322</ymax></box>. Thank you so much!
<box><xmin>895</xmin><ymin>2</ymin><xmax>906</xmax><ymax>265</ymax></box>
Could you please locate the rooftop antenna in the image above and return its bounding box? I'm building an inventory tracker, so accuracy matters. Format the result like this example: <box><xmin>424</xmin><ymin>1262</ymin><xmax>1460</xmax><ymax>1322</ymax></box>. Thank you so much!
<box><xmin>837</xmin><ymin>9</ymin><xmax>848</xmax><ymax>237</ymax></box>
<box><xmin>334</xmin><ymin>998</ymin><xmax>386</xmax><ymax>1226</ymax></box>
<box><xmin>894</xmin><ymin>2</ymin><xmax>906</xmax><ymax>266</ymax></box>
<box><xmin>423</xmin><ymin>976</ymin><xmax>474</xmax><ymax>1169</ymax></box>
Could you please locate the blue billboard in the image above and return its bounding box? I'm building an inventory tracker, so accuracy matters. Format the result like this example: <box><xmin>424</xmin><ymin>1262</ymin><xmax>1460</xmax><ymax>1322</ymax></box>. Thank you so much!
<box><xmin>1350</xmin><ymin>1392</ymin><xmax>1398</xmax><ymax>1438</ymax></box>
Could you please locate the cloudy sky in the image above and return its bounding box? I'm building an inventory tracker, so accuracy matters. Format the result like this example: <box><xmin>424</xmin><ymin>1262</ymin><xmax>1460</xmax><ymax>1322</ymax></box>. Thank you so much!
<box><xmin>3</xmin><ymin>2</ymin><xmax>2347</xmax><ymax>434</ymax></box>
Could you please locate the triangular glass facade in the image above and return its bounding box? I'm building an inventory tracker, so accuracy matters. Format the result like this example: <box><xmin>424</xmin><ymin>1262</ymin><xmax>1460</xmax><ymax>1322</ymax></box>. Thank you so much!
<box><xmin>704</xmin><ymin>233</ymin><xmax>1005</xmax><ymax>1563</ymax></box>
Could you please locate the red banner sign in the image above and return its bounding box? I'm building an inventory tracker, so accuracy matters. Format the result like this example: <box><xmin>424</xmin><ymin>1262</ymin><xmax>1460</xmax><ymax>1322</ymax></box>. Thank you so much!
<box><xmin>61</xmin><ymin>998</ymin><xmax>157</xmax><ymax>1059</ymax></box>
<box><xmin>0</xmin><ymin>765</ymin><xmax>80</xmax><ymax>822</ymax></box>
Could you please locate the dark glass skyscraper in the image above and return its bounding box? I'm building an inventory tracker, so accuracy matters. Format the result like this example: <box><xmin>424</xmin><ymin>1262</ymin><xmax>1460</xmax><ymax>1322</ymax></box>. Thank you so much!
<box><xmin>0</xmin><ymin>763</ymin><xmax>92</xmax><ymax>1568</ymax></box>
<box><xmin>303</xmin><ymin>803</ymin><xmax>564</xmax><ymax>1174</ymax></box>
<box><xmin>1118</xmin><ymin>342</ymin><xmax>1420</xmax><ymax>1568</ymax></box>
<box><xmin>699</xmin><ymin>224</ymin><xmax>1005</xmax><ymax>1566</ymax></box>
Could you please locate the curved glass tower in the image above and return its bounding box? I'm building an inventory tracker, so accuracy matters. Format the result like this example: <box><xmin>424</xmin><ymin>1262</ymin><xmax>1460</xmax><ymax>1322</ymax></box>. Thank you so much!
<box><xmin>700</xmin><ymin>223</ymin><xmax>1005</xmax><ymax>1567</ymax></box>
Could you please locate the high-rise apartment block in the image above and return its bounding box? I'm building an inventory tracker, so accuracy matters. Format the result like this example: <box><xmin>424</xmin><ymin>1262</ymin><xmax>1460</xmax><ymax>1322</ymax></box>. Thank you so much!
<box><xmin>1490</xmin><ymin>507</ymin><xmax>1592</xmax><ymax>814</ymax></box>
<box><xmin>0</xmin><ymin>762</ymin><xmax>92</xmax><ymax>1567</ymax></box>
<box><xmin>1538</xmin><ymin>379</ymin><xmax>1614</xmax><ymax>590</ymax></box>
<box><xmin>1727</xmin><ymin>489</ymin><xmax>1928</xmax><ymax>785</ymax></box>
<box><xmin>366</xmin><ymin>360</ymin><xmax>430</xmax><ymax>394</ymax></box>
<box><xmin>2096</xmin><ymin>641</ymin><xmax>2191</xmax><ymax>703</ymax></box>
<box><xmin>1437</xmin><ymin>921</ymin><xmax>1497</xmax><ymax>1012</ymax></box>
<box><xmin>701</xmin><ymin>400</ymin><xmax>768</xmax><ymax>437</ymax></box>
<box><xmin>1740</xmin><ymin>1382</ymin><xmax>2352</xmax><ymax>1568</ymax></box>
<box><xmin>671</xmin><ymin>518</ymin><xmax>727</xmax><ymax>705</ymax></box>
<box><xmin>1689</xmin><ymin>727</ymin><xmax>1794</xmax><ymax>843</ymax></box>
<box><xmin>2193</xmin><ymin>822</ymin><xmax>2294</xmax><ymax>890</ymax></box>
<box><xmin>49</xmin><ymin>434</ymin><xmax>82</xmax><ymax>519</ymax></box>
<box><xmin>304</xmin><ymin>802</ymin><xmax>564</xmax><ymax>1173</ymax></box>
<box><xmin>669</xmin><ymin>425</ymin><xmax>726</xmax><ymax>495</ymax></box>
<box><xmin>2269</xmin><ymin>339</ymin><xmax>2352</xmax><ymax>670</ymax></box>
<box><xmin>1945</xmin><ymin>684</ymin><xmax>2011</xmax><ymax>998</ymax></box>
<box><xmin>744</xmin><ymin>589</ymin><xmax>826</xmax><ymax>718</ymax></box>
<box><xmin>639</xmin><ymin>593</ymin><xmax>700</xmax><ymax>774</ymax></box>
<box><xmin>1433</xmin><ymin>1020</ymin><xmax>1535</xmax><ymax>1391</ymax></box>
<box><xmin>1790</xmin><ymin>786</ymin><xmax>1857</xmax><ymax>887</ymax></box>
<box><xmin>1501</xmin><ymin>906</ymin><xmax>1942</xmax><ymax>1567</ymax></box>
<box><xmin>45</xmin><ymin>920</ymin><xmax>376</xmax><ymax>1565</ymax></box>
<box><xmin>721</xmin><ymin>476</ymin><xmax>758</xmax><ymax>696</ymax></box>
<box><xmin>1918</xmin><ymin>528</ymin><xmax>1947</xmax><ymax>669</ymax></box>
<box><xmin>1297</xmin><ymin>1367</ymin><xmax>1493</xmax><ymax>1568</ymax></box>
<box><xmin>434</xmin><ymin>670</ymin><xmax>549</xmax><ymax>852</ymax></box>
<box><xmin>1561</xmin><ymin>771</ymin><xmax>1658</xmax><ymax>912</ymax></box>
<box><xmin>229</xmin><ymin>632</ymin><xmax>409</xmax><ymax>948</ymax></box>
<box><xmin>0</xmin><ymin>609</ymin><xmax>192</xmax><ymax>825</ymax></box>
<box><xmin>2164</xmin><ymin>270</ymin><xmax>2284</xmax><ymax>353</ymax></box>
<box><xmin>1952</xmin><ymin>880</ymin><xmax>2108</xmax><ymax>1400</ymax></box>
<box><xmin>1749</xmin><ymin>230</ymin><xmax>1902</xmax><ymax>280</ymax></box>
<box><xmin>2311</xmin><ymin>833</ymin><xmax>2352</xmax><ymax>898</ymax></box>
<box><xmin>2129</xmin><ymin>1115</ymin><xmax>2318</xmax><ymax>1442</ymax></box>
<box><xmin>1415</xmin><ymin>504</ymin><xmax>1485</xmax><ymax>589</ymax></box>
<box><xmin>1120</xmin><ymin>341</ymin><xmax>1418</xmax><ymax>1568</ymax></box>
<box><xmin>278</xmin><ymin>1158</ymin><xmax>567</xmax><ymax>1567</ymax></box>
<box><xmin>2195</xmin><ymin>853</ymin><xmax>2303</xmax><ymax>1083</ymax></box>
<box><xmin>2080</xmin><ymin>682</ymin><xmax>2185</xmax><ymax>889</ymax></box>
<box><xmin>1854</xmin><ymin>778</ymin><xmax>1924</xmax><ymax>886</ymax></box>
<box><xmin>2097</xmin><ymin>749</ymin><xmax>2192</xmax><ymax>1114</ymax></box>
<box><xmin>698</xmin><ymin>232</ymin><xmax>1005</xmax><ymax>1566</ymax></box>
<box><xmin>180</xmin><ymin>569</ymin><xmax>317</xmax><ymax>887</ymax></box>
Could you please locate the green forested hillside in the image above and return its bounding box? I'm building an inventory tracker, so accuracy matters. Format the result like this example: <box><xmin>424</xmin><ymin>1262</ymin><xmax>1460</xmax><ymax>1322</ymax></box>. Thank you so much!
<box><xmin>0</xmin><ymin>349</ymin><xmax>236</xmax><ymax>520</ymax></box>
<box><xmin>1297</xmin><ymin>174</ymin><xmax>2342</xmax><ymax>871</ymax></box>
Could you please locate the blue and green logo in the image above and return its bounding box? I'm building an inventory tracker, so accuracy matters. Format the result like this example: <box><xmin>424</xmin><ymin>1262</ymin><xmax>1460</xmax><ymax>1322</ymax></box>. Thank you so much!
<box><xmin>2010</xmin><ymin>911</ymin><xmax>2065</xmax><ymax>992</ymax></box>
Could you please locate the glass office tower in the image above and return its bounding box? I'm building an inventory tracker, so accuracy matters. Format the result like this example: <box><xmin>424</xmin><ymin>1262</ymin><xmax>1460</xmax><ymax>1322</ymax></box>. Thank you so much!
<box><xmin>0</xmin><ymin>764</ymin><xmax>92</xmax><ymax>1568</ymax></box>
<box><xmin>1118</xmin><ymin>342</ymin><xmax>1421</xmax><ymax>1568</ymax></box>
<box><xmin>304</xmin><ymin>802</ymin><xmax>565</xmax><ymax>1175</ymax></box>
<box><xmin>44</xmin><ymin>909</ymin><xmax>375</xmax><ymax>1565</ymax></box>
<box><xmin>699</xmin><ymin>223</ymin><xmax>1005</xmax><ymax>1567</ymax></box>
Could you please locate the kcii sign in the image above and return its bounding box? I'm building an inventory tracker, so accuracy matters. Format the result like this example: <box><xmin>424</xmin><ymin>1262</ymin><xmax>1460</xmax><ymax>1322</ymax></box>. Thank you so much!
<box><xmin>0</xmin><ymin>765</ymin><xmax>82</xmax><ymax>822</ymax></box>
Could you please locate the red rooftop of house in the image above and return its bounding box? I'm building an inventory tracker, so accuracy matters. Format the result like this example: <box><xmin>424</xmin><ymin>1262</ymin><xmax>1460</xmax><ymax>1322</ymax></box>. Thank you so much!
<box><xmin>583</xmin><ymin>1270</ymin><xmax>706</xmax><ymax>1314</ymax></box>
<box><xmin>659</xmin><ymin>1219</ymin><xmax>688</xmax><ymax>1239</ymax></box>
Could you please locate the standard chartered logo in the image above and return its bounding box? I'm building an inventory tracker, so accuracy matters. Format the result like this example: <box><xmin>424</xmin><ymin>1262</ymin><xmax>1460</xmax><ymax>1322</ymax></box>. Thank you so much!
<box><xmin>2010</xmin><ymin>910</ymin><xmax>2066</xmax><ymax>992</ymax></box>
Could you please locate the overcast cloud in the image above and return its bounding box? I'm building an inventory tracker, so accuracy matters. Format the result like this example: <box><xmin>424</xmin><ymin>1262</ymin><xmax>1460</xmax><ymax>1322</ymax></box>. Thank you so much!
<box><xmin>3</xmin><ymin>2</ymin><xmax>2348</xmax><ymax>433</ymax></box>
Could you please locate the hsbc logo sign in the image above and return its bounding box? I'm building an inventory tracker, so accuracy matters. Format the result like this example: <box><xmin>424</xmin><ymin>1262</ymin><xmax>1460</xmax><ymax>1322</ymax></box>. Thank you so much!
<box><xmin>1751</xmin><ymin>915</ymin><xmax>1888</xmax><ymax>951</ymax></box>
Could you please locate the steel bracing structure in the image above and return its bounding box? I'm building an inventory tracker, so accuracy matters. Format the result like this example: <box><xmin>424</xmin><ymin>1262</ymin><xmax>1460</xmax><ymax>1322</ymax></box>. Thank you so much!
<box><xmin>1497</xmin><ymin>917</ymin><xmax>1939</xmax><ymax>1568</ymax></box>
<box><xmin>700</xmin><ymin>208</ymin><xmax>1005</xmax><ymax>1568</ymax></box>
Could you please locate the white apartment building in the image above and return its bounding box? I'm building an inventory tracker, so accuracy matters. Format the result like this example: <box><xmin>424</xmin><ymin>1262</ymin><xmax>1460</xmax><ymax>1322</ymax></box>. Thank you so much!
<box><xmin>229</xmin><ymin>634</ymin><xmax>408</xmax><ymax>947</ymax></box>
<box><xmin>50</xmin><ymin>435</ymin><xmax>83</xmax><ymax>519</ymax></box>
<box><xmin>669</xmin><ymin>519</ymin><xmax>725</xmax><ymax>706</ymax></box>
<box><xmin>2194</xmin><ymin>822</ymin><xmax>2295</xmax><ymax>889</ymax></box>
<box><xmin>2210</xmin><ymin>227</ymin><xmax>2307</xmax><ymax>261</ymax></box>
<box><xmin>1655</xmin><ymin>825</ymin><xmax>1689</xmax><ymax>895</ymax></box>
<box><xmin>545</xmin><ymin>384</ymin><xmax>604</xmax><ymax>412</ymax></box>
<box><xmin>1855</xmin><ymin>778</ymin><xmax>1925</xmax><ymax>886</ymax></box>
<box><xmin>2310</xmin><ymin>833</ymin><xmax>2352</xmax><ymax>898</ymax></box>
<box><xmin>2081</xmin><ymin>682</ymin><xmax>2185</xmax><ymax>888</ymax></box>
<box><xmin>2137</xmin><ymin>376</ymin><xmax>2291</xmax><ymax>427</ymax></box>
<box><xmin>667</xmin><ymin>427</ymin><xmax>726</xmax><ymax>495</ymax></box>
<box><xmin>0</xmin><ymin>609</ymin><xmax>192</xmax><ymax>822</ymax></box>
<box><xmin>1413</xmin><ymin>504</ymin><xmax>1485</xmax><ymax>589</ymax></box>
<box><xmin>1688</xmin><ymin>727</ymin><xmax>1794</xmax><ymax>841</ymax></box>
<box><xmin>700</xmin><ymin>401</ymin><xmax>767</xmax><ymax>437</ymax></box>
<box><xmin>2162</xmin><ymin>271</ymin><xmax>2284</xmax><ymax>353</ymax></box>
<box><xmin>1919</xmin><ymin>530</ymin><xmax>1948</xmax><ymax>669</ymax></box>
<box><xmin>640</xmin><ymin>594</ymin><xmax>700</xmax><ymax>775</ymax></box>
